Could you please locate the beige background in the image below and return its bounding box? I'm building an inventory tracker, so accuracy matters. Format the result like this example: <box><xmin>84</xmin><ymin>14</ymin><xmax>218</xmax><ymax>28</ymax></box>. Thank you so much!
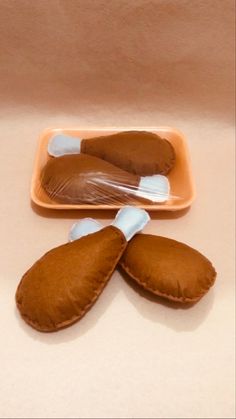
<box><xmin>0</xmin><ymin>1</ymin><xmax>235</xmax><ymax>418</ymax></box>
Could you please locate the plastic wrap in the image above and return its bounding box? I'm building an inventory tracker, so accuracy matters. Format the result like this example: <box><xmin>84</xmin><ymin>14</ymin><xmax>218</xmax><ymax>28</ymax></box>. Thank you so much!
<box><xmin>31</xmin><ymin>128</ymin><xmax>195</xmax><ymax>210</ymax></box>
<box><xmin>39</xmin><ymin>153</ymin><xmax>179</xmax><ymax>206</ymax></box>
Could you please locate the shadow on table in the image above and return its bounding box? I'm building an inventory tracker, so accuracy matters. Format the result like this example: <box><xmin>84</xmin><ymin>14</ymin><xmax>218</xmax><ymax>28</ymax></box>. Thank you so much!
<box><xmin>120</xmin><ymin>269</ymin><xmax>215</xmax><ymax>332</ymax></box>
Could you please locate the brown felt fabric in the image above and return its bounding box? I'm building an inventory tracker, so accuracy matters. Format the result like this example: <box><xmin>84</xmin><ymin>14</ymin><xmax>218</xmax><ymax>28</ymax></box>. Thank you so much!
<box><xmin>16</xmin><ymin>226</ymin><xmax>127</xmax><ymax>332</ymax></box>
<box><xmin>120</xmin><ymin>234</ymin><xmax>216</xmax><ymax>303</ymax></box>
<box><xmin>41</xmin><ymin>153</ymin><xmax>140</xmax><ymax>204</ymax></box>
<box><xmin>81</xmin><ymin>131</ymin><xmax>175</xmax><ymax>176</ymax></box>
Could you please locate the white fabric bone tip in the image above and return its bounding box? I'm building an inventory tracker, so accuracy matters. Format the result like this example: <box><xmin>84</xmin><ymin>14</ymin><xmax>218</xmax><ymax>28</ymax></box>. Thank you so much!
<box><xmin>69</xmin><ymin>207</ymin><xmax>150</xmax><ymax>243</ymax></box>
<box><xmin>138</xmin><ymin>175</ymin><xmax>170</xmax><ymax>203</ymax></box>
<box><xmin>112</xmin><ymin>206</ymin><xmax>150</xmax><ymax>241</ymax></box>
<box><xmin>69</xmin><ymin>218</ymin><xmax>102</xmax><ymax>242</ymax></box>
<box><xmin>48</xmin><ymin>134</ymin><xmax>81</xmax><ymax>157</ymax></box>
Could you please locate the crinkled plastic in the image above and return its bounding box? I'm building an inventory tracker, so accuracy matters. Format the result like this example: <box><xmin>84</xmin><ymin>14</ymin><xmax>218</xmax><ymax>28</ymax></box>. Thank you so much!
<box><xmin>39</xmin><ymin>153</ymin><xmax>180</xmax><ymax>206</ymax></box>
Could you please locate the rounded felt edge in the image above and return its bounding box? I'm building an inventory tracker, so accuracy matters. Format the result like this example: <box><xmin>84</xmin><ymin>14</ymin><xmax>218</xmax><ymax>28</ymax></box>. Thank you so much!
<box><xmin>163</xmin><ymin>138</ymin><xmax>176</xmax><ymax>173</ymax></box>
<box><xmin>82</xmin><ymin>133</ymin><xmax>175</xmax><ymax>177</ymax></box>
<box><xmin>150</xmin><ymin>137</ymin><xmax>176</xmax><ymax>176</ymax></box>
<box><xmin>119</xmin><ymin>260</ymin><xmax>217</xmax><ymax>304</ymax></box>
<box><xmin>80</xmin><ymin>138</ymin><xmax>88</xmax><ymax>154</ymax></box>
<box><xmin>15</xmin><ymin>227</ymin><xmax>127</xmax><ymax>333</ymax></box>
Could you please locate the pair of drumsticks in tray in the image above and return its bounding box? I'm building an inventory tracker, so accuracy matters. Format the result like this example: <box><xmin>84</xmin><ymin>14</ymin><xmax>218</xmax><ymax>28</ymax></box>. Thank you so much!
<box><xmin>41</xmin><ymin>131</ymin><xmax>176</xmax><ymax>205</ymax></box>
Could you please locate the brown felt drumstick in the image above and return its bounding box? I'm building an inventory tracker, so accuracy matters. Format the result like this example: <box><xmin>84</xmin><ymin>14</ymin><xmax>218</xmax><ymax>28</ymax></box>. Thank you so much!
<box><xmin>70</xmin><ymin>219</ymin><xmax>216</xmax><ymax>304</ymax></box>
<box><xmin>15</xmin><ymin>207</ymin><xmax>150</xmax><ymax>332</ymax></box>
<box><xmin>48</xmin><ymin>131</ymin><xmax>176</xmax><ymax>176</ymax></box>
<box><xmin>41</xmin><ymin>153</ymin><xmax>170</xmax><ymax>205</ymax></box>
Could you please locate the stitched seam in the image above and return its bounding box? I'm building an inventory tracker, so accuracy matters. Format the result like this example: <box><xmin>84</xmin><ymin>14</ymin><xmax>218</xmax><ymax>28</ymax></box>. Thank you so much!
<box><xmin>120</xmin><ymin>261</ymin><xmax>216</xmax><ymax>302</ymax></box>
<box><xmin>17</xmin><ymin>231</ymin><xmax>126</xmax><ymax>331</ymax></box>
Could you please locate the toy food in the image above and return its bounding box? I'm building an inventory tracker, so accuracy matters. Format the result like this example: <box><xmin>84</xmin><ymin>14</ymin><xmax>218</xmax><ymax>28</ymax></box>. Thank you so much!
<box><xmin>41</xmin><ymin>154</ymin><xmax>170</xmax><ymax>204</ymax></box>
<box><xmin>120</xmin><ymin>235</ymin><xmax>216</xmax><ymax>303</ymax></box>
<box><xmin>70</xmin><ymin>219</ymin><xmax>216</xmax><ymax>303</ymax></box>
<box><xmin>48</xmin><ymin>131</ymin><xmax>176</xmax><ymax>176</ymax></box>
<box><xmin>15</xmin><ymin>207</ymin><xmax>149</xmax><ymax>332</ymax></box>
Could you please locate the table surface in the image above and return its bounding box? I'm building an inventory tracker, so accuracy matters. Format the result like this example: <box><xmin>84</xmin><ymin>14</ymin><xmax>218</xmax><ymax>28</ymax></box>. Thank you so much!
<box><xmin>0</xmin><ymin>114</ymin><xmax>234</xmax><ymax>419</ymax></box>
<box><xmin>0</xmin><ymin>1</ymin><xmax>235</xmax><ymax>418</ymax></box>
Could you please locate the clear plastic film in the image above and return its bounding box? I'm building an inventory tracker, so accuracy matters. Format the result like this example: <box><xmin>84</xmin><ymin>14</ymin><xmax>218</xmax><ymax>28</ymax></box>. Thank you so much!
<box><xmin>38</xmin><ymin>155</ymin><xmax>180</xmax><ymax>206</ymax></box>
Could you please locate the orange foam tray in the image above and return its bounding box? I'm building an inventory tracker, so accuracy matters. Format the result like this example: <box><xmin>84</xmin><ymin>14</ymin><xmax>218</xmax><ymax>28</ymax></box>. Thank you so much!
<box><xmin>31</xmin><ymin>127</ymin><xmax>196</xmax><ymax>211</ymax></box>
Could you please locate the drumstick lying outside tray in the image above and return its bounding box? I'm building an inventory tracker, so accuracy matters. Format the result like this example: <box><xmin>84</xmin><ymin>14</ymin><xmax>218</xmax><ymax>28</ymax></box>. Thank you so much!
<box><xmin>70</xmin><ymin>219</ymin><xmax>216</xmax><ymax>304</ymax></box>
<box><xmin>48</xmin><ymin>130</ymin><xmax>176</xmax><ymax>176</ymax></box>
<box><xmin>15</xmin><ymin>207</ymin><xmax>150</xmax><ymax>332</ymax></box>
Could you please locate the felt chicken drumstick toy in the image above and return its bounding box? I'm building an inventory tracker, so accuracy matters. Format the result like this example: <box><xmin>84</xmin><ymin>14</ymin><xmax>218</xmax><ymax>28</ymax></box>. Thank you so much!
<box><xmin>41</xmin><ymin>153</ymin><xmax>170</xmax><ymax>205</ymax></box>
<box><xmin>48</xmin><ymin>130</ymin><xmax>176</xmax><ymax>176</ymax></box>
<box><xmin>15</xmin><ymin>207</ymin><xmax>150</xmax><ymax>332</ymax></box>
<box><xmin>70</xmin><ymin>219</ymin><xmax>216</xmax><ymax>304</ymax></box>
